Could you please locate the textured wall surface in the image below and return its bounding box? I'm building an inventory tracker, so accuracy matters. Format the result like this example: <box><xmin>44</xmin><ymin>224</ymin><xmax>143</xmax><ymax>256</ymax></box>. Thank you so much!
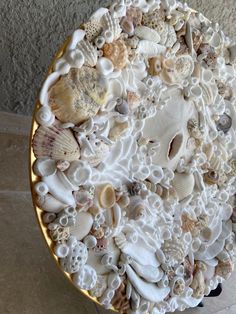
<box><xmin>0</xmin><ymin>0</ymin><xmax>236</xmax><ymax>116</ymax></box>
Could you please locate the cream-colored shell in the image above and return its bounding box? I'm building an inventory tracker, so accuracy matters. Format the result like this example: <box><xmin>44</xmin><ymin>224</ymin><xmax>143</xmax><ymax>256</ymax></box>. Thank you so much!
<box><xmin>172</xmin><ymin>172</ymin><xmax>195</xmax><ymax>201</ymax></box>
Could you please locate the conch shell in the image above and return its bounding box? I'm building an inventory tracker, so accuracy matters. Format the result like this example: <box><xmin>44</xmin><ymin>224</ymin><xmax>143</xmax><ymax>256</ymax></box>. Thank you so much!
<box><xmin>49</xmin><ymin>67</ymin><xmax>108</xmax><ymax>124</ymax></box>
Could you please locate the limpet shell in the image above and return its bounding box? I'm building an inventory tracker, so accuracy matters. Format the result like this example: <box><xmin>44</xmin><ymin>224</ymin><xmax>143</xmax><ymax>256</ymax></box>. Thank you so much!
<box><xmin>98</xmin><ymin>184</ymin><xmax>116</xmax><ymax>209</ymax></box>
<box><xmin>103</xmin><ymin>40</ymin><xmax>128</xmax><ymax>70</ymax></box>
<box><xmin>49</xmin><ymin>67</ymin><xmax>108</xmax><ymax>125</ymax></box>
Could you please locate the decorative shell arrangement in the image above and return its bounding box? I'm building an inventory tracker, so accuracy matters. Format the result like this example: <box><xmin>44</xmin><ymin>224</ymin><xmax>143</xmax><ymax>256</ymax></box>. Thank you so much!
<box><xmin>31</xmin><ymin>1</ymin><xmax>236</xmax><ymax>313</ymax></box>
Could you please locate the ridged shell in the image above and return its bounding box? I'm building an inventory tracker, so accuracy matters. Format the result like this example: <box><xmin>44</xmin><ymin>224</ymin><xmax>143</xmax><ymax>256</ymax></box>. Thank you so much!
<box><xmin>77</xmin><ymin>39</ymin><xmax>98</xmax><ymax>67</ymax></box>
<box><xmin>181</xmin><ymin>214</ymin><xmax>197</xmax><ymax>233</ymax></box>
<box><xmin>162</xmin><ymin>238</ymin><xmax>186</xmax><ymax>265</ymax></box>
<box><xmin>135</xmin><ymin>26</ymin><xmax>160</xmax><ymax>43</ymax></box>
<box><xmin>33</xmin><ymin>125</ymin><xmax>80</xmax><ymax>161</ymax></box>
<box><xmin>102</xmin><ymin>12</ymin><xmax>122</xmax><ymax>40</ymax></box>
<box><xmin>70</xmin><ymin>212</ymin><xmax>94</xmax><ymax>241</ymax></box>
<box><xmin>81</xmin><ymin>141</ymin><xmax>110</xmax><ymax>167</ymax></box>
<box><xmin>103</xmin><ymin>40</ymin><xmax>128</xmax><ymax>70</ymax></box>
<box><xmin>49</xmin><ymin>67</ymin><xmax>108</xmax><ymax>125</ymax></box>
<box><xmin>172</xmin><ymin>173</ymin><xmax>195</xmax><ymax>201</ymax></box>
<box><xmin>83</xmin><ymin>19</ymin><xmax>102</xmax><ymax>42</ymax></box>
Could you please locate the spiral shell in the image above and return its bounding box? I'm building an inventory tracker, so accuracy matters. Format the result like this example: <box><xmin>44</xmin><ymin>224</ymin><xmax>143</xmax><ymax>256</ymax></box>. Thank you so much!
<box><xmin>33</xmin><ymin>125</ymin><xmax>80</xmax><ymax>161</ymax></box>
<box><xmin>103</xmin><ymin>40</ymin><xmax>128</xmax><ymax>70</ymax></box>
<box><xmin>49</xmin><ymin>67</ymin><xmax>108</xmax><ymax>125</ymax></box>
<box><xmin>216</xmin><ymin>113</ymin><xmax>232</xmax><ymax>134</ymax></box>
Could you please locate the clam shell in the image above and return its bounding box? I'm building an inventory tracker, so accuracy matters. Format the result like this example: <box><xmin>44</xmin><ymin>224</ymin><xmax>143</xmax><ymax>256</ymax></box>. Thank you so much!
<box><xmin>102</xmin><ymin>12</ymin><xmax>122</xmax><ymax>40</ymax></box>
<box><xmin>49</xmin><ymin>67</ymin><xmax>108</xmax><ymax>125</ymax></box>
<box><xmin>172</xmin><ymin>172</ymin><xmax>195</xmax><ymax>201</ymax></box>
<box><xmin>77</xmin><ymin>39</ymin><xmax>98</xmax><ymax>67</ymax></box>
<box><xmin>33</xmin><ymin>125</ymin><xmax>80</xmax><ymax>161</ymax></box>
<box><xmin>70</xmin><ymin>212</ymin><xmax>94</xmax><ymax>240</ymax></box>
<box><xmin>135</xmin><ymin>26</ymin><xmax>160</xmax><ymax>43</ymax></box>
<box><xmin>98</xmin><ymin>184</ymin><xmax>116</xmax><ymax>209</ymax></box>
<box><xmin>103</xmin><ymin>40</ymin><xmax>128</xmax><ymax>70</ymax></box>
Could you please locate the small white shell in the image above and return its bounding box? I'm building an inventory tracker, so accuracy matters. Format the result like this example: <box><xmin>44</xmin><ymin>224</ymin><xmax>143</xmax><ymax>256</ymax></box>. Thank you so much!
<box><xmin>96</xmin><ymin>57</ymin><xmax>114</xmax><ymax>76</ymax></box>
<box><xmin>54</xmin><ymin>243</ymin><xmax>69</xmax><ymax>258</ymax></box>
<box><xmin>33</xmin><ymin>159</ymin><xmax>57</xmax><ymax>177</ymax></box>
<box><xmin>83</xmin><ymin>235</ymin><xmax>97</xmax><ymax>249</ymax></box>
<box><xmin>65</xmin><ymin>49</ymin><xmax>85</xmax><ymax>68</ymax></box>
<box><xmin>137</xmin><ymin>40</ymin><xmax>166</xmax><ymax>57</ymax></box>
<box><xmin>34</xmin><ymin>182</ymin><xmax>49</xmax><ymax>196</ymax></box>
<box><xmin>172</xmin><ymin>172</ymin><xmax>195</xmax><ymax>201</ymax></box>
<box><xmin>73</xmin><ymin>265</ymin><xmax>97</xmax><ymax>290</ymax></box>
<box><xmin>37</xmin><ymin>194</ymin><xmax>67</xmax><ymax>213</ymax></box>
<box><xmin>65</xmin><ymin>161</ymin><xmax>92</xmax><ymax>186</ymax></box>
<box><xmin>102</xmin><ymin>12</ymin><xmax>122</xmax><ymax>41</ymax></box>
<box><xmin>135</xmin><ymin>26</ymin><xmax>160</xmax><ymax>43</ymax></box>
<box><xmin>70</xmin><ymin>212</ymin><xmax>94</xmax><ymax>240</ymax></box>
<box><xmin>36</xmin><ymin>106</ymin><xmax>55</xmax><ymax>126</ymax></box>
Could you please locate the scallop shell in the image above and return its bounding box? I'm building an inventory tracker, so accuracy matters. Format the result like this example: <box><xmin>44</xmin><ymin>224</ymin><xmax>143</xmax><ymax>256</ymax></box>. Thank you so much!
<box><xmin>102</xmin><ymin>12</ymin><xmax>122</xmax><ymax>40</ymax></box>
<box><xmin>135</xmin><ymin>26</ymin><xmax>160</xmax><ymax>43</ymax></box>
<box><xmin>98</xmin><ymin>184</ymin><xmax>116</xmax><ymax>209</ymax></box>
<box><xmin>49</xmin><ymin>67</ymin><xmax>108</xmax><ymax>125</ymax></box>
<box><xmin>33</xmin><ymin>125</ymin><xmax>80</xmax><ymax>161</ymax></box>
<box><xmin>77</xmin><ymin>39</ymin><xmax>98</xmax><ymax>67</ymax></box>
<box><xmin>172</xmin><ymin>172</ymin><xmax>195</xmax><ymax>201</ymax></box>
<box><xmin>83</xmin><ymin>19</ymin><xmax>102</xmax><ymax>42</ymax></box>
<box><xmin>126</xmin><ymin>6</ymin><xmax>143</xmax><ymax>26</ymax></box>
<box><xmin>162</xmin><ymin>238</ymin><xmax>186</xmax><ymax>266</ymax></box>
<box><xmin>103</xmin><ymin>40</ymin><xmax>128</xmax><ymax>70</ymax></box>
<box><xmin>216</xmin><ymin>260</ymin><xmax>234</xmax><ymax>280</ymax></box>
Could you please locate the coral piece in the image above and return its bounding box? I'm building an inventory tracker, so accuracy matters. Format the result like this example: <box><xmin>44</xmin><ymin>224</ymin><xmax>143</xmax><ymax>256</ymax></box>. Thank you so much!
<box><xmin>83</xmin><ymin>19</ymin><xmax>102</xmax><ymax>42</ymax></box>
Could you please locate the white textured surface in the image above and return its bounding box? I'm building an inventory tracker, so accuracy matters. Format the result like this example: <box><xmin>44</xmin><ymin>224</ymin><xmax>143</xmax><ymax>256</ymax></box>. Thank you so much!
<box><xmin>0</xmin><ymin>0</ymin><xmax>236</xmax><ymax>115</ymax></box>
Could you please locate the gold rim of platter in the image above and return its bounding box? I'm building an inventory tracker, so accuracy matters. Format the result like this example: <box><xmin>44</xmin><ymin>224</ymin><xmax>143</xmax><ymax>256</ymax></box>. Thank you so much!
<box><xmin>29</xmin><ymin>36</ymin><xmax>117</xmax><ymax>313</ymax></box>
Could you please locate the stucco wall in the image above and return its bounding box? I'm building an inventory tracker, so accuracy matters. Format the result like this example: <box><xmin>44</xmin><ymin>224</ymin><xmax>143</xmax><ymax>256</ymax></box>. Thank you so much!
<box><xmin>0</xmin><ymin>0</ymin><xmax>235</xmax><ymax>116</ymax></box>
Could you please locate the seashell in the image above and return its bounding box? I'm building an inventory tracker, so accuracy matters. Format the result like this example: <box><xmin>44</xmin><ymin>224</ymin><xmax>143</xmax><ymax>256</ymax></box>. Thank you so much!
<box><xmin>83</xmin><ymin>235</ymin><xmax>97</xmax><ymax>249</ymax></box>
<box><xmin>37</xmin><ymin>194</ymin><xmax>67</xmax><ymax>213</ymax></box>
<box><xmin>105</xmin><ymin>203</ymin><xmax>122</xmax><ymax>227</ymax></box>
<box><xmin>217</xmin><ymin>81</ymin><xmax>232</xmax><ymax>100</ymax></box>
<box><xmin>120</xmin><ymin>17</ymin><xmax>134</xmax><ymax>36</ymax></box>
<box><xmin>172</xmin><ymin>172</ymin><xmax>195</xmax><ymax>201</ymax></box>
<box><xmin>34</xmin><ymin>182</ymin><xmax>49</xmax><ymax>196</ymax></box>
<box><xmin>190</xmin><ymin>264</ymin><xmax>206</xmax><ymax>299</ymax></box>
<box><xmin>135</xmin><ymin>26</ymin><xmax>160</xmax><ymax>43</ymax></box>
<box><xmin>127</xmin><ymin>91</ymin><xmax>140</xmax><ymax>109</ymax></box>
<box><xmin>103</xmin><ymin>40</ymin><xmax>128</xmax><ymax>70</ymax></box>
<box><xmin>95</xmin><ymin>35</ymin><xmax>106</xmax><ymax>49</ymax></box>
<box><xmin>115</xmin><ymin>233</ymin><xmax>159</xmax><ymax>267</ymax></box>
<box><xmin>70</xmin><ymin>212</ymin><xmax>94</xmax><ymax>240</ymax></box>
<box><xmin>181</xmin><ymin>214</ymin><xmax>197</xmax><ymax>234</ymax></box>
<box><xmin>65</xmin><ymin>160</ymin><xmax>91</xmax><ymax>186</ymax></box>
<box><xmin>83</xmin><ymin>19</ymin><xmax>102</xmax><ymax>42</ymax></box>
<box><xmin>203</xmin><ymin>169</ymin><xmax>219</xmax><ymax>185</ymax></box>
<box><xmin>36</xmin><ymin>106</ymin><xmax>55</xmax><ymax>127</ymax></box>
<box><xmin>33</xmin><ymin>125</ymin><xmax>80</xmax><ymax>161</ymax></box>
<box><xmin>93</xmin><ymin>237</ymin><xmax>108</xmax><ymax>254</ymax></box>
<box><xmin>73</xmin><ymin>265</ymin><xmax>97</xmax><ymax>290</ymax></box>
<box><xmin>125</xmin><ymin>36</ymin><xmax>140</xmax><ymax>49</ymax></box>
<box><xmin>111</xmin><ymin>281</ymin><xmax>130</xmax><ymax>313</ymax></box>
<box><xmin>117</xmin><ymin>194</ymin><xmax>130</xmax><ymax>208</ymax></box>
<box><xmin>82</xmin><ymin>141</ymin><xmax>110</xmax><ymax>167</ymax></box>
<box><xmin>142</xmin><ymin>8</ymin><xmax>165</xmax><ymax>29</ymax></box>
<box><xmin>49</xmin><ymin>67</ymin><xmax>108</xmax><ymax>125</ymax></box>
<box><xmin>162</xmin><ymin>238</ymin><xmax>186</xmax><ymax>266</ymax></box>
<box><xmin>77</xmin><ymin>39</ymin><xmax>98</xmax><ymax>67</ymax></box>
<box><xmin>98</xmin><ymin>184</ymin><xmax>116</xmax><ymax>209</ymax></box>
<box><xmin>137</xmin><ymin>40</ymin><xmax>166</xmax><ymax>57</ymax></box>
<box><xmin>90</xmin><ymin>275</ymin><xmax>107</xmax><ymax>298</ymax></box>
<box><xmin>215</xmin><ymin>260</ymin><xmax>234</xmax><ymax>280</ymax></box>
<box><xmin>126</xmin><ymin>265</ymin><xmax>170</xmax><ymax>303</ymax></box>
<box><xmin>56</xmin><ymin>160</ymin><xmax>70</xmax><ymax>172</ymax></box>
<box><xmin>102</xmin><ymin>12</ymin><xmax>122</xmax><ymax>41</ymax></box>
<box><xmin>33</xmin><ymin>159</ymin><xmax>57</xmax><ymax>177</ymax></box>
<box><xmin>126</xmin><ymin>6</ymin><xmax>143</xmax><ymax>26</ymax></box>
<box><xmin>171</xmin><ymin>277</ymin><xmax>185</xmax><ymax>296</ymax></box>
<box><xmin>216</xmin><ymin>113</ymin><xmax>232</xmax><ymax>134</ymax></box>
<box><xmin>74</xmin><ymin>190</ymin><xmax>93</xmax><ymax>210</ymax></box>
<box><xmin>148</xmin><ymin>56</ymin><xmax>163</xmax><ymax>76</ymax></box>
<box><xmin>184</xmin><ymin>258</ymin><xmax>194</xmax><ymax>282</ymax></box>
<box><xmin>60</xmin><ymin>237</ymin><xmax>88</xmax><ymax>273</ymax></box>
<box><xmin>174</xmin><ymin>55</ymin><xmax>194</xmax><ymax>80</ymax></box>
<box><xmin>96</xmin><ymin>57</ymin><xmax>114</xmax><ymax>76</ymax></box>
<box><xmin>115</xmin><ymin>99</ymin><xmax>129</xmax><ymax>115</ymax></box>
<box><xmin>50</xmin><ymin>225</ymin><xmax>70</xmax><ymax>242</ymax></box>
<box><xmin>43</xmin><ymin>212</ymin><xmax>56</xmax><ymax>224</ymax></box>
<box><xmin>54</xmin><ymin>243</ymin><xmax>69</xmax><ymax>258</ymax></box>
<box><xmin>128</xmin><ymin>181</ymin><xmax>143</xmax><ymax>196</ymax></box>
<box><xmin>109</xmin><ymin>121</ymin><xmax>129</xmax><ymax>141</ymax></box>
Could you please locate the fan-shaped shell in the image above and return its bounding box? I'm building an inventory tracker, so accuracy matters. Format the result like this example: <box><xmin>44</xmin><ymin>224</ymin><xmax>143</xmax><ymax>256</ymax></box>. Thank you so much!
<box><xmin>172</xmin><ymin>172</ymin><xmax>195</xmax><ymax>201</ymax></box>
<box><xmin>77</xmin><ymin>39</ymin><xmax>98</xmax><ymax>67</ymax></box>
<box><xmin>103</xmin><ymin>40</ymin><xmax>128</xmax><ymax>70</ymax></box>
<box><xmin>33</xmin><ymin>125</ymin><xmax>80</xmax><ymax>161</ymax></box>
<box><xmin>49</xmin><ymin>67</ymin><xmax>108</xmax><ymax>125</ymax></box>
<box><xmin>102</xmin><ymin>12</ymin><xmax>122</xmax><ymax>40</ymax></box>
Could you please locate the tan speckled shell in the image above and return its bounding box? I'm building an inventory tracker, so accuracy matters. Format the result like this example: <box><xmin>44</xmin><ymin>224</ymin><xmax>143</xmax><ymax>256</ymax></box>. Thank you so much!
<box><xmin>103</xmin><ymin>40</ymin><xmax>128</xmax><ymax>70</ymax></box>
<box><xmin>33</xmin><ymin>125</ymin><xmax>80</xmax><ymax>161</ymax></box>
<box><xmin>98</xmin><ymin>184</ymin><xmax>116</xmax><ymax>209</ymax></box>
<box><xmin>49</xmin><ymin>67</ymin><xmax>108</xmax><ymax>125</ymax></box>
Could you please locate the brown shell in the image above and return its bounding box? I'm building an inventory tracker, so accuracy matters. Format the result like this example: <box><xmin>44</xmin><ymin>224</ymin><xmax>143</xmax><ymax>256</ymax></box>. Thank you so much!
<box><xmin>181</xmin><ymin>214</ymin><xmax>197</xmax><ymax>233</ymax></box>
<box><xmin>111</xmin><ymin>281</ymin><xmax>131</xmax><ymax>313</ymax></box>
<box><xmin>216</xmin><ymin>260</ymin><xmax>234</xmax><ymax>279</ymax></box>
<box><xmin>203</xmin><ymin>169</ymin><xmax>219</xmax><ymax>185</ymax></box>
<box><xmin>103</xmin><ymin>40</ymin><xmax>128</xmax><ymax>70</ymax></box>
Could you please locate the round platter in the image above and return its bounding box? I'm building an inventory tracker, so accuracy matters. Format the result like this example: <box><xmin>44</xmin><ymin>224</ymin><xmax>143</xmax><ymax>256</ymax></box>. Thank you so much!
<box><xmin>30</xmin><ymin>1</ymin><xmax>236</xmax><ymax>313</ymax></box>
